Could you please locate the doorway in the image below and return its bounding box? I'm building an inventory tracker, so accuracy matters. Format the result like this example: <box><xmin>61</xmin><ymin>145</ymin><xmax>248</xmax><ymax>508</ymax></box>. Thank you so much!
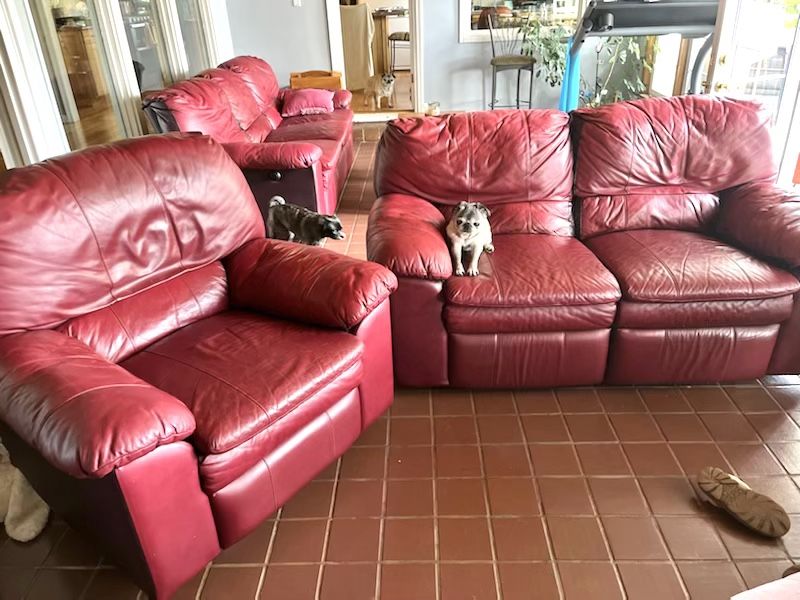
<box><xmin>331</xmin><ymin>0</ymin><xmax>423</xmax><ymax>118</ymax></box>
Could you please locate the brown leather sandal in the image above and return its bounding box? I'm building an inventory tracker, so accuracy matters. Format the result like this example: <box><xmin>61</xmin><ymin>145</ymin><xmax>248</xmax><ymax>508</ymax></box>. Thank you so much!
<box><xmin>697</xmin><ymin>466</ymin><xmax>791</xmax><ymax>538</ymax></box>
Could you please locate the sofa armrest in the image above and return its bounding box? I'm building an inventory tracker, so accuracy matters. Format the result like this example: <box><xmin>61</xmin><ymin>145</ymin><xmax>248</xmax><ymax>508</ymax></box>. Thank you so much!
<box><xmin>222</xmin><ymin>142</ymin><xmax>322</xmax><ymax>171</ymax></box>
<box><xmin>717</xmin><ymin>182</ymin><xmax>800</xmax><ymax>270</ymax></box>
<box><xmin>333</xmin><ymin>89</ymin><xmax>352</xmax><ymax>109</ymax></box>
<box><xmin>225</xmin><ymin>238</ymin><xmax>398</xmax><ymax>330</ymax></box>
<box><xmin>367</xmin><ymin>194</ymin><xmax>453</xmax><ymax>280</ymax></box>
<box><xmin>0</xmin><ymin>331</ymin><xmax>195</xmax><ymax>479</ymax></box>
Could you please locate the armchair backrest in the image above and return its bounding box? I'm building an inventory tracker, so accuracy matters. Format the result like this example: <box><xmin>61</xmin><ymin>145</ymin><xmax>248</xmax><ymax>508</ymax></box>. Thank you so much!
<box><xmin>375</xmin><ymin>110</ymin><xmax>574</xmax><ymax>236</ymax></box>
<box><xmin>572</xmin><ymin>95</ymin><xmax>776</xmax><ymax>239</ymax></box>
<box><xmin>142</xmin><ymin>56</ymin><xmax>283</xmax><ymax>144</ymax></box>
<box><xmin>0</xmin><ymin>134</ymin><xmax>263</xmax><ymax>360</ymax></box>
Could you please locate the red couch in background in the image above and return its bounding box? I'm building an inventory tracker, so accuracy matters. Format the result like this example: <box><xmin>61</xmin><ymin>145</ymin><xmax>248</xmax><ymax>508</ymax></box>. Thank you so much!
<box><xmin>368</xmin><ymin>96</ymin><xmax>800</xmax><ymax>387</ymax></box>
<box><xmin>143</xmin><ymin>56</ymin><xmax>353</xmax><ymax>216</ymax></box>
<box><xmin>0</xmin><ymin>134</ymin><xmax>396</xmax><ymax>599</ymax></box>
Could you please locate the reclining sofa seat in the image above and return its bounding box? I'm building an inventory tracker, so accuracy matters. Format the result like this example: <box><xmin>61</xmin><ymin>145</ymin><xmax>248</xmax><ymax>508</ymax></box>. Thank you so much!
<box><xmin>368</xmin><ymin>109</ymin><xmax>623</xmax><ymax>388</ymax></box>
<box><xmin>572</xmin><ymin>95</ymin><xmax>800</xmax><ymax>383</ymax></box>
<box><xmin>0</xmin><ymin>134</ymin><xmax>396</xmax><ymax>598</ymax></box>
<box><xmin>142</xmin><ymin>56</ymin><xmax>354</xmax><ymax>216</ymax></box>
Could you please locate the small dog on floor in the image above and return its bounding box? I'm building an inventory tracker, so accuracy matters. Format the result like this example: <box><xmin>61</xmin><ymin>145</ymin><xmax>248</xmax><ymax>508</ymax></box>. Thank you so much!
<box><xmin>266</xmin><ymin>196</ymin><xmax>345</xmax><ymax>246</ymax></box>
<box><xmin>446</xmin><ymin>201</ymin><xmax>494</xmax><ymax>276</ymax></box>
<box><xmin>364</xmin><ymin>73</ymin><xmax>396</xmax><ymax>110</ymax></box>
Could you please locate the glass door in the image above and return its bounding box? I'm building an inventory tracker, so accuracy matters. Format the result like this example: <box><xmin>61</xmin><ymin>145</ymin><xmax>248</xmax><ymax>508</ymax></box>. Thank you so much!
<box><xmin>118</xmin><ymin>0</ymin><xmax>172</xmax><ymax>92</ymax></box>
<box><xmin>29</xmin><ymin>0</ymin><xmax>125</xmax><ymax>149</ymax></box>
<box><xmin>176</xmin><ymin>0</ymin><xmax>208</xmax><ymax>75</ymax></box>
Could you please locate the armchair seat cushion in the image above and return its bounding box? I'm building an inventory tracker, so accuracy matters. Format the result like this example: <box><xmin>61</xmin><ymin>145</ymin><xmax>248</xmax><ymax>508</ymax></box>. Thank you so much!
<box><xmin>444</xmin><ymin>234</ymin><xmax>621</xmax><ymax>332</ymax></box>
<box><xmin>122</xmin><ymin>311</ymin><xmax>363</xmax><ymax>464</ymax></box>
<box><xmin>585</xmin><ymin>230</ymin><xmax>800</xmax><ymax>303</ymax></box>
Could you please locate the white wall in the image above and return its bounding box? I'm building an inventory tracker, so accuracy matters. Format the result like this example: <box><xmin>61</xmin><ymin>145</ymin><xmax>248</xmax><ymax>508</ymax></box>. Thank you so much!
<box><xmin>225</xmin><ymin>0</ymin><xmax>332</xmax><ymax>86</ymax></box>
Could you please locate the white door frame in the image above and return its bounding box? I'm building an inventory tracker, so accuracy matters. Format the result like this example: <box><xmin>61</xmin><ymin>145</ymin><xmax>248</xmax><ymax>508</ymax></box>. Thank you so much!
<box><xmin>326</xmin><ymin>0</ymin><xmax>425</xmax><ymax>114</ymax></box>
<box><xmin>0</xmin><ymin>0</ymin><xmax>70</xmax><ymax>164</ymax></box>
<box><xmin>199</xmin><ymin>0</ymin><xmax>235</xmax><ymax>66</ymax></box>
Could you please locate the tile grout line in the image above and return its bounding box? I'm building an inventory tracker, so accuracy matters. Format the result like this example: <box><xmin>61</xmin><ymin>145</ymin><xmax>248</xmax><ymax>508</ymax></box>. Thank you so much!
<box><xmin>513</xmin><ymin>388</ymin><xmax>565</xmax><ymax>600</ymax></box>
<box><xmin>429</xmin><ymin>388</ymin><xmax>442</xmax><ymax>600</ymax></box>
<box><xmin>313</xmin><ymin>456</ymin><xmax>343</xmax><ymax>600</ymax></box>
<box><xmin>471</xmin><ymin>391</ymin><xmax>504</xmax><ymax>600</ymax></box>
<box><xmin>374</xmin><ymin>400</ymin><xmax>392</xmax><ymax>600</ymax></box>
<box><xmin>613</xmin><ymin>387</ymin><xmax>692</xmax><ymax>600</ymax></box>
<box><xmin>253</xmin><ymin>508</ymin><xmax>282</xmax><ymax>599</ymax></box>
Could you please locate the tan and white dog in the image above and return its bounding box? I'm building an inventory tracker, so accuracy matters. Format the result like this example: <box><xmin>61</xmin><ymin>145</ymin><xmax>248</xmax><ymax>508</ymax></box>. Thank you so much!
<box><xmin>364</xmin><ymin>73</ymin><xmax>396</xmax><ymax>110</ymax></box>
<box><xmin>446</xmin><ymin>201</ymin><xmax>494</xmax><ymax>277</ymax></box>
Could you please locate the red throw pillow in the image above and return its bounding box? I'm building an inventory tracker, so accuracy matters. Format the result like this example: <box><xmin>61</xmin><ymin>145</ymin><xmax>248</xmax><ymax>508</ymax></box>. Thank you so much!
<box><xmin>281</xmin><ymin>88</ymin><xmax>335</xmax><ymax>117</ymax></box>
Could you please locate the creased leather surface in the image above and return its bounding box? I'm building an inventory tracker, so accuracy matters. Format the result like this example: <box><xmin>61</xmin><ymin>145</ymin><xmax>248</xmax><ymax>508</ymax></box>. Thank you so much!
<box><xmin>770</xmin><ymin>288</ymin><xmax>800</xmax><ymax>374</ymax></box>
<box><xmin>219</xmin><ymin>56</ymin><xmax>282</xmax><ymax>121</ymax></box>
<box><xmin>445</xmin><ymin>234</ymin><xmax>621</xmax><ymax>308</ymax></box>
<box><xmin>57</xmin><ymin>262</ymin><xmax>228</xmax><ymax>363</ymax></box>
<box><xmin>267</xmin><ymin>120</ymin><xmax>351</xmax><ymax>145</ymax></box>
<box><xmin>225</xmin><ymin>238</ymin><xmax>397</xmax><ymax>330</ymax></box>
<box><xmin>580</xmin><ymin>192</ymin><xmax>720</xmax><ymax>239</ymax></box>
<box><xmin>449</xmin><ymin>330</ymin><xmax>610</xmax><ymax>388</ymax></box>
<box><xmin>586</xmin><ymin>230</ymin><xmax>800</xmax><ymax>303</ymax></box>
<box><xmin>210</xmin><ymin>389</ymin><xmax>362</xmax><ymax>547</ymax></box>
<box><xmin>143</xmin><ymin>80</ymin><xmax>251</xmax><ymax>144</ymax></box>
<box><xmin>122</xmin><ymin>311</ymin><xmax>363</xmax><ymax>456</ymax></box>
<box><xmin>222</xmin><ymin>141</ymin><xmax>322</xmax><ymax>170</ymax></box>
<box><xmin>375</xmin><ymin>110</ymin><xmax>573</xmax><ymax>230</ymax></box>
<box><xmin>445</xmin><ymin>303</ymin><xmax>618</xmax><ymax>333</ymax></box>
<box><xmin>0</xmin><ymin>134</ymin><xmax>262</xmax><ymax>335</ymax></box>
<box><xmin>572</xmin><ymin>95</ymin><xmax>776</xmax><ymax>196</ymax></box>
<box><xmin>198</xmin><ymin>68</ymin><xmax>274</xmax><ymax>142</ymax></box>
<box><xmin>0</xmin><ymin>331</ymin><xmax>195</xmax><ymax>478</ymax></box>
<box><xmin>367</xmin><ymin>194</ymin><xmax>453</xmax><ymax>280</ymax></box>
<box><xmin>199</xmin><ymin>359</ymin><xmax>362</xmax><ymax>493</ymax></box>
<box><xmin>717</xmin><ymin>182</ymin><xmax>800</xmax><ymax>270</ymax></box>
<box><xmin>333</xmin><ymin>89</ymin><xmax>353</xmax><ymax>109</ymax></box>
<box><xmin>606</xmin><ymin>326</ymin><xmax>779</xmax><ymax>384</ymax></box>
<box><xmin>617</xmin><ymin>296</ymin><xmax>794</xmax><ymax>329</ymax></box>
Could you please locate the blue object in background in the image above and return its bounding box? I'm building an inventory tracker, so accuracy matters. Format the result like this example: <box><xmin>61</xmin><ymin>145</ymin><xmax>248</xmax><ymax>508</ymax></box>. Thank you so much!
<box><xmin>559</xmin><ymin>38</ymin><xmax>581</xmax><ymax>112</ymax></box>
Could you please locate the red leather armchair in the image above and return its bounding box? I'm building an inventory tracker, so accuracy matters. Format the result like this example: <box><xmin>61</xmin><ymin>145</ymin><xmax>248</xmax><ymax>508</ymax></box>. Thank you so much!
<box><xmin>143</xmin><ymin>56</ymin><xmax>354</xmax><ymax>216</ymax></box>
<box><xmin>0</xmin><ymin>134</ymin><xmax>396</xmax><ymax>598</ymax></box>
<box><xmin>368</xmin><ymin>97</ymin><xmax>800</xmax><ymax>387</ymax></box>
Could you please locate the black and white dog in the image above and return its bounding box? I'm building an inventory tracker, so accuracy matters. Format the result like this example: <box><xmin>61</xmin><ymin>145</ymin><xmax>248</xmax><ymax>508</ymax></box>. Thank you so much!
<box><xmin>266</xmin><ymin>196</ymin><xmax>345</xmax><ymax>246</ymax></box>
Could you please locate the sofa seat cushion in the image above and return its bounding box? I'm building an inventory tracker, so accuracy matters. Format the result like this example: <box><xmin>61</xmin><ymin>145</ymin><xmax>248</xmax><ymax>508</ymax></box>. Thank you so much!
<box><xmin>444</xmin><ymin>234</ymin><xmax>621</xmax><ymax>332</ymax></box>
<box><xmin>585</xmin><ymin>230</ymin><xmax>800</xmax><ymax>304</ymax></box>
<box><xmin>268</xmin><ymin>119</ymin><xmax>351</xmax><ymax>147</ymax></box>
<box><xmin>121</xmin><ymin>310</ymin><xmax>363</xmax><ymax>459</ymax></box>
<box><xmin>279</xmin><ymin>109</ymin><xmax>354</xmax><ymax>127</ymax></box>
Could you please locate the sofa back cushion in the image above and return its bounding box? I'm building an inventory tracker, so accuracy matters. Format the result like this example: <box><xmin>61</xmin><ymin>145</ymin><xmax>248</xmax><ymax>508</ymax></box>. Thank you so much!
<box><xmin>146</xmin><ymin>77</ymin><xmax>251</xmax><ymax>143</ymax></box>
<box><xmin>0</xmin><ymin>134</ymin><xmax>263</xmax><ymax>343</ymax></box>
<box><xmin>375</xmin><ymin>110</ymin><xmax>574</xmax><ymax>236</ymax></box>
<box><xmin>572</xmin><ymin>95</ymin><xmax>775</xmax><ymax>239</ymax></box>
<box><xmin>219</xmin><ymin>56</ymin><xmax>283</xmax><ymax>130</ymax></box>
<box><xmin>198</xmin><ymin>68</ymin><xmax>275</xmax><ymax>142</ymax></box>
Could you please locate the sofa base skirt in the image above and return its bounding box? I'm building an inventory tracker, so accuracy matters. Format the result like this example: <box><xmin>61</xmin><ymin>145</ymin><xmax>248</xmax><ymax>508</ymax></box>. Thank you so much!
<box><xmin>448</xmin><ymin>329</ymin><xmax>610</xmax><ymax>388</ymax></box>
<box><xmin>606</xmin><ymin>325</ymin><xmax>780</xmax><ymax>385</ymax></box>
<box><xmin>209</xmin><ymin>388</ymin><xmax>362</xmax><ymax>547</ymax></box>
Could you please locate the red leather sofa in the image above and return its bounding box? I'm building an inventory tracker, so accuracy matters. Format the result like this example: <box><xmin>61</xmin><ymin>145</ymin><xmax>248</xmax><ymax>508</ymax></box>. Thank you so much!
<box><xmin>142</xmin><ymin>56</ymin><xmax>354</xmax><ymax>216</ymax></box>
<box><xmin>368</xmin><ymin>95</ymin><xmax>800</xmax><ymax>387</ymax></box>
<box><xmin>0</xmin><ymin>134</ymin><xmax>396</xmax><ymax>598</ymax></box>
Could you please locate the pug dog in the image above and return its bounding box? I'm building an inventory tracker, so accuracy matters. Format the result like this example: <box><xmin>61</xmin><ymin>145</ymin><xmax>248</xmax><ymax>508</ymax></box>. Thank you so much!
<box><xmin>446</xmin><ymin>201</ymin><xmax>494</xmax><ymax>276</ymax></box>
<box><xmin>364</xmin><ymin>73</ymin><xmax>396</xmax><ymax>110</ymax></box>
<box><xmin>266</xmin><ymin>196</ymin><xmax>345</xmax><ymax>246</ymax></box>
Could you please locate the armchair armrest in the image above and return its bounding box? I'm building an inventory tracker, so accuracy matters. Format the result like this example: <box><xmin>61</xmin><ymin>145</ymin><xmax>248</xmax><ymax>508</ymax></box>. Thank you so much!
<box><xmin>0</xmin><ymin>331</ymin><xmax>195</xmax><ymax>479</ymax></box>
<box><xmin>222</xmin><ymin>142</ymin><xmax>322</xmax><ymax>170</ymax></box>
<box><xmin>367</xmin><ymin>194</ymin><xmax>453</xmax><ymax>280</ymax></box>
<box><xmin>717</xmin><ymin>182</ymin><xmax>800</xmax><ymax>270</ymax></box>
<box><xmin>225</xmin><ymin>238</ymin><xmax>398</xmax><ymax>330</ymax></box>
<box><xmin>333</xmin><ymin>89</ymin><xmax>352</xmax><ymax>109</ymax></box>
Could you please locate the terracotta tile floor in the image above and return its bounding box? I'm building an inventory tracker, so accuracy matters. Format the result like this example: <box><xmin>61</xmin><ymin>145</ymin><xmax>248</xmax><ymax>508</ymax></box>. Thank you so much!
<box><xmin>3</xmin><ymin>124</ymin><xmax>800</xmax><ymax>599</ymax></box>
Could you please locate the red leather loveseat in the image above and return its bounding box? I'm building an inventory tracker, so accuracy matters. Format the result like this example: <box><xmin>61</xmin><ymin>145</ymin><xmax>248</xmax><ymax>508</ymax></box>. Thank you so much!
<box><xmin>0</xmin><ymin>134</ymin><xmax>396</xmax><ymax>598</ymax></box>
<box><xmin>368</xmin><ymin>95</ymin><xmax>800</xmax><ymax>387</ymax></box>
<box><xmin>143</xmin><ymin>56</ymin><xmax>353</xmax><ymax>216</ymax></box>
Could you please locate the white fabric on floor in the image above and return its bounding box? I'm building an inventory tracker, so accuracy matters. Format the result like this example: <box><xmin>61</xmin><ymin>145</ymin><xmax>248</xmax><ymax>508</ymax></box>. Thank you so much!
<box><xmin>0</xmin><ymin>439</ymin><xmax>49</xmax><ymax>542</ymax></box>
